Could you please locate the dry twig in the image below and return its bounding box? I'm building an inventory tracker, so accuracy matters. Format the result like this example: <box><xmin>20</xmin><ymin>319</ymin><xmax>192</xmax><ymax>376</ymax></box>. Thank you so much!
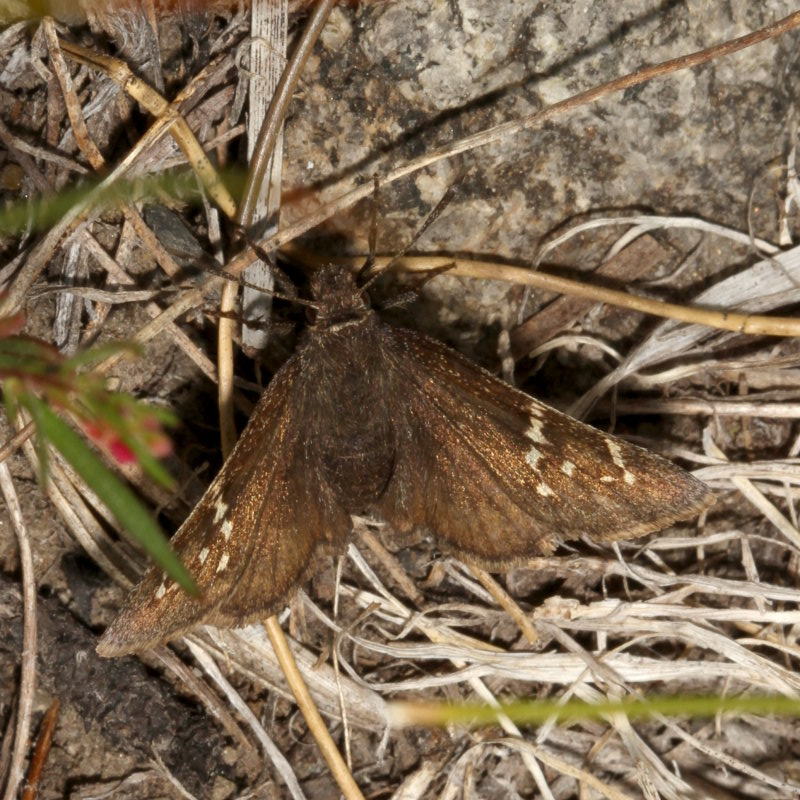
<box><xmin>21</xmin><ymin>698</ymin><xmax>60</xmax><ymax>800</ymax></box>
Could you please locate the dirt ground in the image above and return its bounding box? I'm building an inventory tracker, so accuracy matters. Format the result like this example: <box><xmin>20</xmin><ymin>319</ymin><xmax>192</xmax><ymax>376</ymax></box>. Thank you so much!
<box><xmin>2</xmin><ymin>1</ymin><xmax>800</xmax><ymax>798</ymax></box>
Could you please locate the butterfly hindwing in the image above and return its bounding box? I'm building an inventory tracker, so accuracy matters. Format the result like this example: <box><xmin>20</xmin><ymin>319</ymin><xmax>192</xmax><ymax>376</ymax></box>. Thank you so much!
<box><xmin>96</xmin><ymin>356</ymin><xmax>352</xmax><ymax>657</ymax></box>
<box><xmin>376</xmin><ymin>325</ymin><xmax>713</xmax><ymax>564</ymax></box>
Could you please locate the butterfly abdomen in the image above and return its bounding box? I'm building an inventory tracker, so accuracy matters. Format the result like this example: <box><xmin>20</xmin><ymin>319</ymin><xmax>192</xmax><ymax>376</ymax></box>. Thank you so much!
<box><xmin>300</xmin><ymin>311</ymin><xmax>397</xmax><ymax>511</ymax></box>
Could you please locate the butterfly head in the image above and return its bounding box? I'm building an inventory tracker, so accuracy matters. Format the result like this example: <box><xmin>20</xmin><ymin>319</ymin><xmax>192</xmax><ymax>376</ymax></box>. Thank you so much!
<box><xmin>309</xmin><ymin>264</ymin><xmax>371</xmax><ymax>331</ymax></box>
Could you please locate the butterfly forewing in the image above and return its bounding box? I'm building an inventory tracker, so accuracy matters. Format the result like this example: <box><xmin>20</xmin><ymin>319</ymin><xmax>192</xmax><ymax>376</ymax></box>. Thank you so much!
<box><xmin>376</xmin><ymin>325</ymin><xmax>713</xmax><ymax>563</ymax></box>
<box><xmin>96</xmin><ymin>356</ymin><xmax>351</xmax><ymax>657</ymax></box>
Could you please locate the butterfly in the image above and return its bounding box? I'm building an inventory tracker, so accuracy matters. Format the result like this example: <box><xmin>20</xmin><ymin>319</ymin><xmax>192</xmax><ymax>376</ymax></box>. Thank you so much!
<box><xmin>97</xmin><ymin>263</ymin><xmax>713</xmax><ymax>656</ymax></box>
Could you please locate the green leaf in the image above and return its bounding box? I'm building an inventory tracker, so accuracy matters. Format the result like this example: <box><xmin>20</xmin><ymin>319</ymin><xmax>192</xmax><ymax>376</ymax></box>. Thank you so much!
<box><xmin>2</xmin><ymin>378</ymin><xmax>20</xmax><ymax>426</ymax></box>
<box><xmin>22</xmin><ymin>394</ymin><xmax>199</xmax><ymax>596</ymax></box>
<box><xmin>0</xmin><ymin>337</ymin><xmax>56</xmax><ymax>356</ymax></box>
<box><xmin>0</xmin><ymin>167</ymin><xmax>248</xmax><ymax>237</ymax></box>
<box><xmin>64</xmin><ymin>341</ymin><xmax>141</xmax><ymax>370</ymax></box>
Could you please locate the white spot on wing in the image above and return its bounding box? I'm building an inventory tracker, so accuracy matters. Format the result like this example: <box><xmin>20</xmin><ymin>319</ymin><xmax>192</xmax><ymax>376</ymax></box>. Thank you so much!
<box><xmin>524</xmin><ymin>412</ymin><xmax>548</xmax><ymax>472</ymax></box>
<box><xmin>605</xmin><ymin>438</ymin><xmax>636</xmax><ymax>484</ymax></box>
<box><xmin>221</xmin><ymin>519</ymin><xmax>233</xmax><ymax>540</ymax></box>
<box><xmin>216</xmin><ymin>552</ymin><xmax>229</xmax><ymax>572</ymax></box>
<box><xmin>213</xmin><ymin>499</ymin><xmax>228</xmax><ymax>524</ymax></box>
<box><xmin>526</xmin><ymin>447</ymin><xmax>542</xmax><ymax>470</ymax></box>
<box><xmin>526</xmin><ymin>417</ymin><xmax>546</xmax><ymax>444</ymax></box>
<box><xmin>561</xmin><ymin>460</ymin><xmax>575</xmax><ymax>477</ymax></box>
<box><xmin>156</xmin><ymin>582</ymin><xmax>166</xmax><ymax>599</ymax></box>
<box><xmin>600</xmin><ymin>475</ymin><xmax>614</xmax><ymax>483</ymax></box>
<box><xmin>199</xmin><ymin>547</ymin><xmax>209</xmax><ymax>565</ymax></box>
<box><xmin>606</xmin><ymin>439</ymin><xmax>623</xmax><ymax>464</ymax></box>
<box><xmin>537</xmin><ymin>482</ymin><xmax>554</xmax><ymax>496</ymax></box>
<box><xmin>528</xmin><ymin>402</ymin><xmax>545</xmax><ymax>419</ymax></box>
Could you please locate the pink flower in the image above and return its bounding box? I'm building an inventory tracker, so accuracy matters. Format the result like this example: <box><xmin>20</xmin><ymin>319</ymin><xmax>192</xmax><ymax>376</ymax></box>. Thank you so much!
<box><xmin>81</xmin><ymin>420</ymin><xmax>136</xmax><ymax>464</ymax></box>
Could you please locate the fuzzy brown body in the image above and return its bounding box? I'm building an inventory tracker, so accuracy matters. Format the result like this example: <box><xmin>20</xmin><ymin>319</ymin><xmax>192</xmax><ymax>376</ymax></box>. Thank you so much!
<box><xmin>297</xmin><ymin>309</ymin><xmax>396</xmax><ymax>512</ymax></box>
<box><xmin>97</xmin><ymin>265</ymin><xmax>714</xmax><ymax>656</ymax></box>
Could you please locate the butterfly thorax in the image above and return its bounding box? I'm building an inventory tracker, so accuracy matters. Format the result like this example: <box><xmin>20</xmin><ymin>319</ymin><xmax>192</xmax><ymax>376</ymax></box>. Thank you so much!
<box><xmin>309</xmin><ymin>264</ymin><xmax>371</xmax><ymax>332</ymax></box>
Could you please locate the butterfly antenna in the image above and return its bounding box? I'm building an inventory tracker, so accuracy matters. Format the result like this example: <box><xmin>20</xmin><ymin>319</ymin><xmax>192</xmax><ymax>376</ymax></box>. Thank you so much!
<box><xmin>377</xmin><ymin>261</ymin><xmax>457</xmax><ymax>310</ymax></box>
<box><xmin>358</xmin><ymin>175</ymin><xmax>381</xmax><ymax>282</ymax></box>
<box><xmin>200</xmin><ymin>260</ymin><xmax>318</xmax><ymax>309</ymax></box>
<box><xmin>232</xmin><ymin>223</ymin><xmax>304</xmax><ymax>300</ymax></box>
<box><xmin>359</xmin><ymin>183</ymin><xmax>458</xmax><ymax>294</ymax></box>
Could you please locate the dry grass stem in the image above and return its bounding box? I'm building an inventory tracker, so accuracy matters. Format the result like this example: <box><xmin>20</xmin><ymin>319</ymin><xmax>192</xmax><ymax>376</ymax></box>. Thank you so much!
<box><xmin>42</xmin><ymin>20</ymin><xmax>105</xmax><ymax>172</ymax></box>
<box><xmin>58</xmin><ymin>39</ymin><xmax>237</xmax><ymax>217</ymax></box>
<box><xmin>536</xmin><ymin>214</ymin><xmax>780</xmax><ymax>261</ymax></box>
<box><xmin>149</xmin><ymin>753</ymin><xmax>198</xmax><ymax>800</ymax></box>
<box><xmin>0</xmin><ymin>462</ymin><xmax>37</xmax><ymax>800</ymax></box>
<box><xmin>357</xmin><ymin>524</ymin><xmax>426</xmax><ymax>607</ymax></box>
<box><xmin>609</xmin><ymin>398</ymin><xmax>800</xmax><ymax>419</ymax></box>
<box><xmin>0</xmin><ymin>423</ymin><xmax>34</xmax><ymax>467</ymax></box>
<box><xmin>238</xmin><ymin>0</ymin><xmax>286</xmax><ymax>349</ymax></box>
<box><xmin>386</xmin><ymin>760</ymin><xmax>440</xmax><ymax>800</ymax></box>
<box><xmin>216</xmin><ymin>277</ymin><xmax>239</xmax><ymax>455</ymax></box>
<box><xmin>263</xmin><ymin>616</ymin><xmax>366</xmax><ymax>800</ymax></box>
<box><xmin>398</xmin><ymin>256</ymin><xmax>800</xmax><ymax>339</ymax></box>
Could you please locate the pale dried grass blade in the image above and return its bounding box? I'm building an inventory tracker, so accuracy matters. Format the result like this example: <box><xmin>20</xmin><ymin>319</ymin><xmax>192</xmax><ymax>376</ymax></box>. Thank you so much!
<box><xmin>240</xmin><ymin>0</ymin><xmax>287</xmax><ymax>349</ymax></box>
<box><xmin>0</xmin><ymin>462</ymin><xmax>37</xmax><ymax>800</ymax></box>
<box><xmin>197</xmin><ymin>626</ymin><xmax>388</xmax><ymax>730</ymax></box>
<box><xmin>492</xmin><ymin>737</ymin><xmax>638</xmax><ymax>800</ymax></box>
<box><xmin>571</xmin><ymin>241</ymin><xmax>800</xmax><ymax>417</ymax></box>
<box><xmin>704</xmin><ymin>430</ymin><xmax>800</xmax><ymax>552</ymax></box>
<box><xmin>183</xmin><ymin>639</ymin><xmax>307</xmax><ymax>800</ymax></box>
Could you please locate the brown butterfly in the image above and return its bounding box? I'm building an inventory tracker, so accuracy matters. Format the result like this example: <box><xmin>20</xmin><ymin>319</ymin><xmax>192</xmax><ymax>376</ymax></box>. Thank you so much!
<box><xmin>97</xmin><ymin>264</ymin><xmax>713</xmax><ymax>656</ymax></box>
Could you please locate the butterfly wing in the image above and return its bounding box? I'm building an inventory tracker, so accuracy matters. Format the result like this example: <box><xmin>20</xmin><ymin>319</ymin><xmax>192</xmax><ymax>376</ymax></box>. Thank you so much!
<box><xmin>97</xmin><ymin>356</ymin><xmax>352</xmax><ymax>657</ymax></box>
<box><xmin>376</xmin><ymin>326</ymin><xmax>713</xmax><ymax>564</ymax></box>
